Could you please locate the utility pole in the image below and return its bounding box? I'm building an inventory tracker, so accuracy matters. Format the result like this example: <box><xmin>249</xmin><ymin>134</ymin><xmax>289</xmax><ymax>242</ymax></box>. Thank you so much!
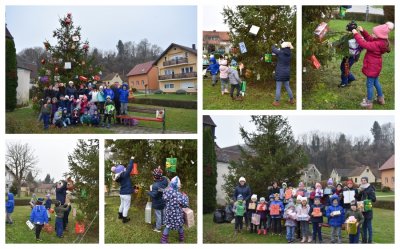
<box><xmin>366</xmin><ymin>5</ymin><xmax>370</xmax><ymax>22</ymax></box>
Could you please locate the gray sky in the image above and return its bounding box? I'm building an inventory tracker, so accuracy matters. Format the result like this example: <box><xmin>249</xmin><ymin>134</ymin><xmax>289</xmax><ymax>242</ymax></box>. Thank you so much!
<box><xmin>211</xmin><ymin>115</ymin><xmax>395</xmax><ymax>148</ymax></box>
<box><xmin>6</xmin><ymin>6</ymin><xmax>197</xmax><ymax>53</ymax></box>
<box><xmin>6</xmin><ymin>139</ymin><xmax>77</xmax><ymax>181</ymax></box>
<box><xmin>203</xmin><ymin>5</ymin><xmax>229</xmax><ymax>31</ymax></box>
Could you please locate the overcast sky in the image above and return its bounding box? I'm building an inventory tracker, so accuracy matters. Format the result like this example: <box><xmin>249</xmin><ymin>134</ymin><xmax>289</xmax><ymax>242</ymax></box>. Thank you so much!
<box><xmin>6</xmin><ymin>5</ymin><xmax>197</xmax><ymax>53</ymax></box>
<box><xmin>203</xmin><ymin>5</ymin><xmax>229</xmax><ymax>32</ymax></box>
<box><xmin>211</xmin><ymin>115</ymin><xmax>395</xmax><ymax>148</ymax></box>
<box><xmin>6</xmin><ymin>139</ymin><xmax>78</xmax><ymax>181</ymax></box>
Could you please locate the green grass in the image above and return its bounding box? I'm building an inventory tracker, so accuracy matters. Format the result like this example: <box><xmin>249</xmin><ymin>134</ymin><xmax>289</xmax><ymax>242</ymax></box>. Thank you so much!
<box><xmin>375</xmin><ymin>191</ymin><xmax>395</xmax><ymax>201</ymax></box>
<box><xmin>303</xmin><ymin>20</ymin><xmax>395</xmax><ymax>110</ymax></box>
<box><xmin>6</xmin><ymin>103</ymin><xmax>197</xmax><ymax>133</ymax></box>
<box><xmin>203</xmin><ymin>208</ymin><xmax>394</xmax><ymax>243</ymax></box>
<box><xmin>134</xmin><ymin>94</ymin><xmax>197</xmax><ymax>101</ymax></box>
<box><xmin>203</xmin><ymin>78</ymin><xmax>296</xmax><ymax>110</ymax></box>
<box><xmin>6</xmin><ymin>206</ymin><xmax>98</xmax><ymax>244</ymax></box>
<box><xmin>105</xmin><ymin>195</ymin><xmax>197</xmax><ymax>243</ymax></box>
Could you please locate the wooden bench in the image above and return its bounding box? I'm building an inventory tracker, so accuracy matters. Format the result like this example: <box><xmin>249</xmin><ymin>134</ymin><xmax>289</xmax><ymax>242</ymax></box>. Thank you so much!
<box><xmin>116</xmin><ymin>106</ymin><xmax>166</xmax><ymax>132</ymax></box>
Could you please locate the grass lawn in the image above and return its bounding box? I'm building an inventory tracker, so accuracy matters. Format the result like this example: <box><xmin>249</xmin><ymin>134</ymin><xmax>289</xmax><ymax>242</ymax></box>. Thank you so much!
<box><xmin>6</xmin><ymin>103</ymin><xmax>196</xmax><ymax>133</ymax></box>
<box><xmin>203</xmin><ymin>208</ymin><xmax>394</xmax><ymax>243</ymax></box>
<box><xmin>375</xmin><ymin>191</ymin><xmax>395</xmax><ymax>201</ymax></box>
<box><xmin>203</xmin><ymin>78</ymin><xmax>296</xmax><ymax>110</ymax></box>
<box><xmin>303</xmin><ymin>20</ymin><xmax>395</xmax><ymax>110</ymax></box>
<box><xmin>105</xmin><ymin>196</ymin><xmax>197</xmax><ymax>243</ymax></box>
<box><xmin>6</xmin><ymin>206</ymin><xmax>98</xmax><ymax>244</ymax></box>
<box><xmin>134</xmin><ymin>93</ymin><xmax>197</xmax><ymax>101</ymax></box>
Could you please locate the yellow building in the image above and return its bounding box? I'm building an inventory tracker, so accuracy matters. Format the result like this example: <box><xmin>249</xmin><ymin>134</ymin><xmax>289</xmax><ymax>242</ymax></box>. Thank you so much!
<box><xmin>154</xmin><ymin>43</ymin><xmax>197</xmax><ymax>93</ymax></box>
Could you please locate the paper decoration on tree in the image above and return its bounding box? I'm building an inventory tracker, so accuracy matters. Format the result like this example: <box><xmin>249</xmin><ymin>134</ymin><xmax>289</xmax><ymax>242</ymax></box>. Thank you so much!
<box><xmin>270</xmin><ymin>204</ymin><xmax>280</xmax><ymax>215</ymax></box>
<box><xmin>65</xmin><ymin>62</ymin><xmax>72</xmax><ymax>69</ymax></box>
<box><xmin>339</xmin><ymin>6</ymin><xmax>347</xmax><ymax>18</ymax></box>
<box><xmin>314</xmin><ymin>22</ymin><xmax>329</xmax><ymax>41</ymax></box>
<box><xmin>264</xmin><ymin>53</ymin><xmax>272</xmax><ymax>62</ymax></box>
<box><xmin>130</xmin><ymin>163</ymin><xmax>139</xmax><ymax>175</ymax></box>
<box><xmin>166</xmin><ymin>158</ymin><xmax>177</xmax><ymax>173</ymax></box>
<box><xmin>82</xmin><ymin>60</ymin><xmax>86</xmax><ymax>66</ymax></box>
<box><xmin>79</xmin><ymin>76</ymin><xmax>88</xmax><ymax>82</ymax></box>
<box><xmin>72</xmin><ymin>35</ymin><xmax>80</xmax><ymax>42</ymax></box>
<box><xmin>54</xmin><ymin>76</ymin><xmax>60</xmax><ymax>81</ymax></box>
<box><xmin>45</xmin><ymin>70</ymin><xmax>51</xmax><ymax>76</ymax></box>
<box><xmin>71</xmin><ymin>44</ymin><xmax>76</xmax><ymax>50</ymax></box>
<box><xmin>83</xmin><ymin>44</ymin><xmax>89</xmax><ymax>52</ymax></box>
<box><xmin>257</xmin><ymin>73</ymin><xmax>260</xmax><ymax>81</ymax></box>
<box><xmin>74</xmin><ymin>75</ymin><xmax>79</xmax><ymax>80</ymax></box>
<box><xmin>55</xmin><ymin>67</ymin><xmax>59</xmax><ymax>73</ymax></box>
<box><xmin>44</xmin><ymin>42</ymin><xmax>50</xmax><ymax>50</ymax></box>
<box><xmin>40</xmin><ymin>76</ymin><xmax>49</xmax><ymax>83</ymax></box>
<box><xmin>241</xmin><ymin>81</ymin><xmax>246</xmax><ymax>96</ymax></box>
<box><xmin>310</xmin><ymin>55</ymin><xmax>321</xmax><ymax>69</ymax></box>
<box><xmin>239</xmin><ymin>42</ymin><xmax>247</xmax><ymax>53</ymax></box>
<box><xmin>303</xmin><ymin>67</ymin><xmax>307</xmax><ymax>73</ymax></box>
<box><xmin>249</xmin><ymin>25</ymin><xmax>260</xmax><ymax>35</ymax></box>
<box><xmin>75</xmin><ymin>222</ymin><xmax>85</xmax><ymax>234</ymax></box>
<box><xmin>65</xmin><ymin>18</ymin><xmax>71</xmax><ymax>25</ymax></box>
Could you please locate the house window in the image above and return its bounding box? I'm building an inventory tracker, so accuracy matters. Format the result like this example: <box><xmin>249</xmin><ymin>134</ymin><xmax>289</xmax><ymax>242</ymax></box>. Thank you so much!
<box><xmin>164</xmin><ymin>83</ymin><xmax>175</xmax><ymax>89</ymax></box>
<box><xmin>185</xmin><ymin>52</ymin><xmax>188</xmax><ymax>57</ymax></box>
<box><xmin>164</xmin><ymin>69</ymin><xmax>173</xmax><ymax>75</ymax></box>
<box><xmin>181</xmin><ymin>67</ymin><xmax>193</xmax><ymax>73</ymax></box>
<box><xmin>142</xmin><ymin>80</ymin><xmax>145</xmax><ymax>86</ymax></box>
<box><xmin>385</xmin><ymin>177</ymin><xmax>388</xmax><ymax>183</ymax></box>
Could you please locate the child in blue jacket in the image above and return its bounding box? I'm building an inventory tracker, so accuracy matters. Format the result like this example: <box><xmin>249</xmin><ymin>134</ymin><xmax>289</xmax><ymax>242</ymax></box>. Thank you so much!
<box><xmin>326</xmin><ymin>194</ymin><xmax>345</xmax><ymax>243</ymax></box>
<box><xmin>269</xmin><ymin>193</ymin><xmax>284</xmax><ymax>235</ymax></box>
<box><xmin>44</xmin><ymin>194</ymin><xmax>52</xmax><ymax>221</ymax></box>
<box><xmin>118</xmin><ymin>83</ymin><xmax>130</xmax><ymax>115</ymax></box>
<box><xmin>30</xmin><ymin>198</ymin><xmax>49</xmax><ymax>242</ymax></box>
<box><xmin>207</xmin><ymin>56</ymin><xmax>220</xmax><ymax>86</ymax></box>
<box><xmin>6</xmin><ymin>193</ymin><xmax>15</xmax><ymax>224</ymax></box>
<box><xmin>147</xmin><ymin>167</ymin><xmax>169</xmax><ymax>232</ymax></box>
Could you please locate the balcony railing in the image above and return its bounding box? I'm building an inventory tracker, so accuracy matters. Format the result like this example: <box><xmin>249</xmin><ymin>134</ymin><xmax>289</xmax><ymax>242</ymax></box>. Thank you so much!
<box><xmin>159</xmin><ymin>72</ymin><xmax>197</xmax><ymax>80</ymax></box>
<box><xmin>163</xmin><ymin>57</ymin><xmax>189</xmax><ymax>66</ymax></box>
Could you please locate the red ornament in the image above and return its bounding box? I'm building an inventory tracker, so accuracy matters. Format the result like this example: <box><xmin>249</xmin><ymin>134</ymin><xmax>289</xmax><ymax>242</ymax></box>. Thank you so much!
<box><xmin>65</xmin><ymin>18</ymin><xmax>71</xmax><ymax>25</ymax></box>
<box><xmin>310</xmin><ymin>55</ymin><xmax>321</xmax><ymax>69</ymax></box>
<box><xmin>55</xmin><ymin>67</ymin><xmax>59</xmax><ymax>73</ymax></box>
<box><xmin>83</xmin><ymin>44</ymin><xmax>89</xmax><ymax>52</ymax></box>
<box><xmin>79</xmin><ymin>76</ymin><xmax>88</xmax><ymax>82</ymax></box>
<box><xmin>41</xmin><ymin>59</ymin><xmax>46</xmax><ymax>65</ymax></box>
<box><xmin>67</xmin><ymin>13</ymin><xmax>72</xmax><ymax>18</ymax></box>
<box><xmin>93</xmin><ymin>75</ymin><xmax>100</xmax><ymax>81</ymax></box>
<box><xmin>44</xmin><ymin>42</ymin><xmax>50</xmax><ymax>50</ymax></box>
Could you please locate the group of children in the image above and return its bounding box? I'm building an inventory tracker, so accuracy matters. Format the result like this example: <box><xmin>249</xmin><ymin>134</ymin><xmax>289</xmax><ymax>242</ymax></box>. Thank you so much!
<box><xmin>40</xmin><ymin>81</ymin><xmax>130</xmax><ymax>129</ymax></box>
<box><xmin>111</xmin><ymin>159</ymin><xmax>190</xmax><ymax>244</ymax></box>
<box><xmin>232</xmin><ymin>177</ymin><xmax>375</xmax><ymax>244</ymax></box>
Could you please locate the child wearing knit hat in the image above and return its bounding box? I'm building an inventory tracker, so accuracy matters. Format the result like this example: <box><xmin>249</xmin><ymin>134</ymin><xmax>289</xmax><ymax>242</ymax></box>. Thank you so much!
<box><xmin>352</xmin><ymin>22</ymin><xmax>394</xmax><ymax>109</ymax></box>
<box><xmin>233</xmin><ymin>194</ymin><xmax>246</xmax><ymax>234</ymax></box>
<box><xmin>248</xmin><ymin>194</ymin><xmax>258</xmax><ymax>233</ymax></box>
<box><xmin>256</xmin><ymin>197</ymin><xmax>268</xmax><ymax>235</ymax></box>
<box><xmin>345</xmin><ymin>200</ymin><xmax>364</xmax><ymax>243</ymax></box>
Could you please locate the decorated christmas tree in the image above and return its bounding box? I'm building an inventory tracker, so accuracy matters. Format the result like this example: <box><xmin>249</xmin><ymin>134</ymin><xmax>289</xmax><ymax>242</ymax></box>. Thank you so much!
<box><xmin>37</xmin><ymin>13</ymin><xmax>101</xmax><ymax>89</ymax></box>
<box><xmin>222</xmin><ymin>6</ymin><xmax>296</xmax><ymax>83</ymax></box>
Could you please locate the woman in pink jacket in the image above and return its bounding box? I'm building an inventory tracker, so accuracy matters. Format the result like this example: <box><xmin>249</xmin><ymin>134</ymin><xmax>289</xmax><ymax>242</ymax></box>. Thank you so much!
<box><xmin>352</xmin><ymin>22</ymin><xmax>394</xmax><ymax>109</ymax></box>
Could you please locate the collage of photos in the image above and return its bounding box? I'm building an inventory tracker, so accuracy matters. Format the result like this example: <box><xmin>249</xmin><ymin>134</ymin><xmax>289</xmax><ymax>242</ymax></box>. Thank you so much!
<box><xmin>2</xmin><ymin>2</ymin><xmax>397</xmax><ymax>247</ymax></box>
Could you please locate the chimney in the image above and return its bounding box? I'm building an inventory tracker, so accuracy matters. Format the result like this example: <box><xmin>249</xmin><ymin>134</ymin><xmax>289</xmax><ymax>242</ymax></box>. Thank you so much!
<box><xmin>192</xmin><ymin>44</ymin><xmax>196</xmax><ymax>50</ymax></box>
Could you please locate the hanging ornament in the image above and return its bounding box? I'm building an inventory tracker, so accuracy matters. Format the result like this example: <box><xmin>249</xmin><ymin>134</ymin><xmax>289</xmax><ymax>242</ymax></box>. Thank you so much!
<box><xmin>40</xmin><ymin>76</ymin><xmax>49</xmax><ymax>83</ymax></box>
<box><xmin>74</xmin><ymin>75</ymin><xmax>79</xmax><ymax>80</ymax></box>
<box><xmin>314</xmin><ymin>22</ymin><xmax>329</xmax><ymax>42</ymax></box>
<box><xmin>98</xmin><ymin>71</ymin><xmax>103</xmax><ymax>75</ymax></box>
<box><xmin>79</xmin><ymin>76</ymin><xmax>88</xmax><ymax>82</ymax></box>
<box><xmin>45</xmin><ymin>70</ymin><xmax>51</xmax><ymax>76</ymax></box>
<box><xmin>264</xmin><ymin>53</ymin><xmax>272</xmax><ymax>63</ymax></box>
<box><xmin>58</xmin><ymin>58</ymin><xmax>63</xmax><ymax>63</ymax></box>
<box><xmin>303</xmin><ymin>67</ymin><xmax>307</xmax><ymax>73</ymax></box>
<box><xmin>41</xmin><ymin>59</ymin><xmax>46</xmax><ymax>65</ymax></box>
<box><xmin>166</xmin><ymin>158</ymin><xmax>177</xmax><ymax>173</ymax></box>
<box><xmin>230</xmin><ymin>47</ymin><xmax>238</xmax><ymax>54</ymax></box>
<box><xmin>65</xmin><ymin>18</ymin><xmax>71</xmax><ymax>25</ymax></box>
<box><xmin>83</xmin><ymin>44</ymin><xmax>89</xmax><ymax>52</ymax></box>
<box><xmin>130</xmin><ymin>163</ymin><xmax>139</xmax><ymax>176</ymax></box>
<box><xmin>72</xmin><ymin>35</ymin><xmax>80</xmax><ymax>42</ymax></box>
<box><xmin>71</xmin><ymin>44</ymin><xmax>76</xmax><ymax>50</ymax></box>
<box><xmin>81</xmin><ymin>60</ymin><xmax>86</xmax><ymax>66</ymax></box>
<box><xmin>239</xmin><ymin>42</ymin><xmax>247</xmax><ymax>53</ymax></box>
<box><xmin>67</xmin><ymin>13</ymin><xmax>72</xmax><ymax>18</ymax></box>
<box><xmin>310</xmin><ymin>55</ymin><xmax>321</xmax><ymax>69</ymax></box>
<box><xmin>81</xmin><ymin>188</ymin><xmax>87</xmax><ymax>198</ymax></box>
<box><xmin>93</xmin><ymin>75</ymin><xmax>100</xmax><ymax>81</ymax></box>
<box><xmin>55</xmin><ymin>66</ymin><xmax>59</xmax><ymax>73</ymax></box>
<box><xmin>54</xmin><ymin>75</ymin><xmax>61</xmax><ymax>81</ymax></box>
<box><xmin>257</xmin><ymin>73</ymin><xmax>260</xmax><ymax>81</ymax></box>
<box><xmin>249</xmin><ymin>25</ymin><xmax>260</xmax><ymax>36</ymax></box>
<box><xmin>64</xmin><ymin>62</ymin><xmax>72</xmax><ymax>70</ymax></box>
<box><xmin>44</xmin><ymin>41</ymin><xmax>50</xmax><ymax>50</ymax></box>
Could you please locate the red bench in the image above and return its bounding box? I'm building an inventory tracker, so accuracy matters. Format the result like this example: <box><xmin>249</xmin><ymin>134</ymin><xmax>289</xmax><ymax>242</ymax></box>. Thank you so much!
<box><xmin>116</xmin><ymin>106</ymin><xmax>166</xmax><ymax>133</ymax></box>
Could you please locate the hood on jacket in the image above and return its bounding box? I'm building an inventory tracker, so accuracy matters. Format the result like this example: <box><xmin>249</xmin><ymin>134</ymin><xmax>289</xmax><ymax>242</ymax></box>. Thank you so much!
<box><xmin>7</xmin><ymin>193</ymin><xmax>14</xmax><ymax>201</ymax></box>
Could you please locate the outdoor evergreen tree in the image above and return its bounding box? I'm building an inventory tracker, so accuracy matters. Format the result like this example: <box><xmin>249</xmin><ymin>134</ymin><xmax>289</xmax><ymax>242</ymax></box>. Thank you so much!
<box><xmin>203</xmin><ymin>127</ymin><xmax>217</xmax><ymax>213</ymax></box>
<box><xmin>44</xmin><ymin>174</ymin><xmax>52</xmax><ymax>184</ymax></box>
<box><xmin>222</xmin><ymin>6</ymin><xmax>296</xmax><ymax>83</ymax></box>
<box><xmin>223</xmin><ymin>116</ymin><xmax>308</xmax><ymax>197</ymax></box>
<box><xmin>36</xmin><ymin>13</ymin><xmax>101</xmax><ymax>91</ymax></box>
<box><xmin>371</xmin><ymin>121</ymin><xmax>383</xmax><ymax>144</ymax></box>
<box><xmin>6</xmin><ymin>31</ymin><xmax>18</xmax><ymax>111</ymax></box>
<box><xmin>67</xmin><ymin>139</ymin><xmax>99</xmax><ymax>226</ymax></box>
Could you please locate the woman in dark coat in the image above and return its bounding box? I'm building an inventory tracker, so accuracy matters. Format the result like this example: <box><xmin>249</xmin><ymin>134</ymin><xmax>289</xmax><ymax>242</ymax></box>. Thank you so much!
<box><xmin>272</xmin><ymin>42</ymin><xmax>294</xmax><ymax>106</ymax></box>
<box><xmin>233</xmin><ymin>177</ymin><xmax>252</xmax><ymax>228</ymax></box>
<box><xmin>355</xmin><ymin>177</ymin><xmax>376</xmax><ymax>243</ymax></box>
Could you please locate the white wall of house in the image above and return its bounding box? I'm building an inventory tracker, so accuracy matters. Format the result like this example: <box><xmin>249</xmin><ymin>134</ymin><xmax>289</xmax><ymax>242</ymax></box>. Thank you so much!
<box><xmin>330</xmin><ymin>170</ymin><xmax>340</xmax><ymax>183</ymax></box>
<box><xmin>216</xmin><ymin>162</ymin><xmax>230</xmax><ymax>206</ymax></box>
<box><xmin>349</xmin><ymin>167</ymin><xmax>376</xmax><ymax>184</ymax></box>
<box><xmin>16</xmin><ymin>68</ymin><xmax>31</xmax><ymax>106</ymax></box>
<box><xmin>6</xmin><ymin>170</ymin><xmax>15</xmax><ymax>192</ymax></box>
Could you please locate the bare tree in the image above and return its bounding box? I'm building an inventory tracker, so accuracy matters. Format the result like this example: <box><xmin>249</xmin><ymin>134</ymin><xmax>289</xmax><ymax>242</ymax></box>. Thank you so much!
<box><xmin>5</xmin><ymin>142</ymin><xmax>39</xmax><ymax>197</ymax></box>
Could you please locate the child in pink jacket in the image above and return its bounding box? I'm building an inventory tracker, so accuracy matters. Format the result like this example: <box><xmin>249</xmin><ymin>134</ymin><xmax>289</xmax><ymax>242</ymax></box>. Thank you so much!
<box><xmin>352</xmin><ymin>22</ymin><xmax>394</xmax><ymax>109</ymax></box>
<box><xmin>219</xmin><ymin>59</ymin><xmax>230</xmax><ymax>95</ymax></box>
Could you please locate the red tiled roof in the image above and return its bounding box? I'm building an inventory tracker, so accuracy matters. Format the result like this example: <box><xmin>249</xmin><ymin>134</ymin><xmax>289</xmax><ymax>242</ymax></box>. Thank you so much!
<box><xmin>379</xmin><ymin>154</ymin><xmax>395</xmax><ymax>171</ymax></box>
<box><xmin>126</xmin><ymin>61</ymin><xmax>155</xmax><ymax>77</ymax></box>
<box><xmin>203</xmin><ymin>31</ymin><xmax>230</xmax><ymax>41</ymax></box>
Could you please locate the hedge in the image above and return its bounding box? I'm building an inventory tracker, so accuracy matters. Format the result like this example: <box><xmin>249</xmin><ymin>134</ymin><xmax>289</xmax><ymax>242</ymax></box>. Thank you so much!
<box><xmin>129</xmin><ymin>98</ymin><xmax>197</xmax><ymax>109</ymax></box>
<box><xmin>373</xmin><ymin>200</ymin><xmax>394</xmax><ymax>210</ymax></box>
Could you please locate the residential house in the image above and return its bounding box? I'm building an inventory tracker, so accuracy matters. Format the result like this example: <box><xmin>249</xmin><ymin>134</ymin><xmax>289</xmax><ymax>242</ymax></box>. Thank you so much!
<box><xmin>154</xmin><ymin>43</ymin><xmax>197</xmax><ymax>93</ymax></box>
<box><xmin>203</xmin><ymin>30</ymin><xmax>232</xmax><ymax>55</ymax></box>
<box><xmin>126</xmin><ymin>61</ymin><xmax>158</xmax><ymax>93</ymax></box>
<box><xmin>379</xmin><ymin>154</ymin><xmax>394</xmax><ymax>190</ymax></box>
<box><xmin>35</xmin><ymin>183</ymin><xmax>55</xmax><ymax>195</ymax></box>
<box><xmin>5</xmin><ymin>166</ymin><xmax>15</xmax><ymax>193</ymax></box>
<box><xmin>17</xmin><ymin>58</ymin><xmax>34</xmax><ymax>106</ymax></box>
<box><xmin>300</xmin><ymin>164</ymin><xmax>322</xmax><ymax>187</ymax></box>
<box><xmin>20</xmin><ymin>182</ymin><xmax>30</xmax><ymax>197</ymax></box>
<box><xmin>102</xmin><ymin>73</ymin><xmax>125</xmax><ymax>86</ymax></box>
<box><xmin>330</xmin><ymin>165</ymin><xmax>377</xmax><ymax>185</ymax></box>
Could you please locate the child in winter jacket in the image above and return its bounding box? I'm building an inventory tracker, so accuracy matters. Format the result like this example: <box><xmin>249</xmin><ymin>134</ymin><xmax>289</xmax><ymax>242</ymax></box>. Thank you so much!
<box><xmin>283</xmin><ymin>201</ymin><xmax>297</xmax><ymax>243</ymax></box>
<box><xmin>339</xmin><ymin>56</ymin><xmax>357</xmax><ymax>87</ymax></box>
<box><xmin>71</xmin><ymin>108</ymin><xmax>80</xmax><ymax>125</ymax></box>
<box><xmin>233</xmin><ymin>194</ymin><xmax>246</xmax><ymax>234</ymax></box>
<box><xmin>269</xmin><ymin>193</ymin><xmax>284</xmax><ymax>235</ymax></box>
<box><xmin>207</xmin><ymin>55</ymin><xmax>219</xmax><ymax>86</ymax></box>
<box><xmin>228</xmin><ymin>62</ymin><xmax>242</xmax><ymax>100</ymax></box>
<box><xmin>61</xmin><ymin>108</ymin><xmax>71</xmax><ymax>127</ymax></box>
<box><xmin>247</xmin><ymin>194</ymin><xmax>258</xmax><ymax>233</ymax></box>
<box><xmin>160</xmin><ymin>176</ymin><xmax>189</xmax><ymax>243</ymax></box>
<box><xmin>352</xmin><ymin>22</ymin><xmax>394</xmax><ymax>109</ymax></box>
<box><xmin>41</xmin><ymin>97</ymin><xmax>52</xmax><ymax>130</ymax></box>
<box><xmin>53</xmin><ymin>107</ymin><xmax>63</xmax><ymax>128</ymax></box>
<box><xmin>80</xmin><ymin>110</ymin><xmax>91</xmax><ymax>126</ymax></box>
<box><xmin>103</xmin><ymin>96</ymin><xmax>115</xmax><ymax>128</ymax></box>
<box><xmin>147</xmin><ymin>167</ymin><xmax>169</xmax><ymax>232</ymax></box>
<box><xmin>30</xmin><ymin>198</ymin><xmax>49</xmax><ymax>241</ymax></box>
<box><xmin>296</xmin><ymin>197</ymin><xmax>311</xmax><ymax>243</ymax></box>
<box><xmin>256</xmin><ymin>197</ymin><xmax>268</xmax><ymax>235</ymax></box>
<box><xmin>6</xmin><ymin>193</ymin><xmax>14</xmax><ymax>224</ymax></box>
<box><xmin>118</xmin><ymin>83</ymin><xmax>130</xmax><ymax>115</ymax></box>
<box><xmin>272</xmin><ymin>42</ymin><xmax>295</xmax><ymax>107</ymax></box>
<box><xmin>44</xmin><ymin>194</ymin><xmax>52</xmax><ymax>221</ymax></box>
<box><xmin>219</xmin><ymin>59</ymin><xmax>230</xmax><ymax>95</ymax></box>
<box><xmin>54</xmin><ymin>201</ymin><xmax>70</xmax><ymax>238</ymax></box>
<box><xmin>91</xmin><ymin>110</ymin><xmax>101</xmax><ymax>126</ymax></box>
<box><xmin>309</xmin><ymin>196</ymin><xmax>325</xmax><ymax>243</ymax></box>
<box><xmin>326</xmin><ymin>194</ymin><xmax>345</xmax><ymax>243</ymax></box>
<box><xmin>345</xmin><ymin>200</ymin><xmax>364</xmax><ymax>244</ymax></box>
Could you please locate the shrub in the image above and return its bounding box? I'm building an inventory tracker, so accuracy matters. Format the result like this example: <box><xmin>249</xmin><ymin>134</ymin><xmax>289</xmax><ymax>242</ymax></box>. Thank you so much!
<box><xmin>154</xmin><ymin>89</ymin><xmax>163</xmax><ymax>94</ymax></box>
<box><xmin>381</xmin><ymin>186</ymin><xmax>391</xmax><ymax>192</ymax></box>
<box><xmin>176</xmin><ymin>89</ymin><xmax>187</xmax><ymax>95</ymax></box>
<box><xmin>131</xmin><ymin>88</ymin><xmax>137</xmax><ymax>93</ymax></box>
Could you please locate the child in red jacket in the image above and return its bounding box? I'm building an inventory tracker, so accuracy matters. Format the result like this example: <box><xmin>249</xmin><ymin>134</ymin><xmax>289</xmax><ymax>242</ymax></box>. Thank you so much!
<box><xmin>352</xmin><ymin>22</ymin><xmax>394</xmax><ymax>109</ymax></box>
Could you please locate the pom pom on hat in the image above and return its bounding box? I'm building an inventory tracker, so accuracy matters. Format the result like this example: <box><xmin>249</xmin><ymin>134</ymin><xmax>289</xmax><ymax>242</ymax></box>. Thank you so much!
<box><xmin>260</xmin><ymin>197</ymin><xmax>265</xmax><ymax>202</ymax></box>
<box><xmin>239</xmin><ymin>177</ymin><xmax>246</xmax><ymax>183</ymax></box>
<box><xmin>251</xmin><ymin>194</ymin><xmax>257</xmax><ymax>201</ymax></box>
<box><xmin>373</xmin><ymin>22</ymin><xmax>394</xmax><ymax>39</ymax></box>
<box><xmin>281</xmin><ymin>41</ymin><xmax>294</xmax><ymax>49</ymax></box>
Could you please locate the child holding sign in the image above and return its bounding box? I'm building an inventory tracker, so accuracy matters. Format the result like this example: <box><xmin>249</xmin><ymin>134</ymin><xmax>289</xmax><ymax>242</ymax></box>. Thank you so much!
<box><xmin>269</xmin><ymin>193</ymin><xmax>284</xmax><ymax>235</ymax></box>
<box><xmin>309</xmin><ymin>196</ymin><xmax>325</xmax><ymax>243</ymax></box>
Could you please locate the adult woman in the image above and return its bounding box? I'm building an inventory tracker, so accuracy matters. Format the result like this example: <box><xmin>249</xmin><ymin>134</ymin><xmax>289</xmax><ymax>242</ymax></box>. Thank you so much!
<box><xmin>355</xmin><ymin>176</ymin><xmax>376</xmax><ymax>243</ymax></box>
<box><xmin>233</xmin><ymin>177</ymin><xmax>251</xmax><ymax>228</ymax></box>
